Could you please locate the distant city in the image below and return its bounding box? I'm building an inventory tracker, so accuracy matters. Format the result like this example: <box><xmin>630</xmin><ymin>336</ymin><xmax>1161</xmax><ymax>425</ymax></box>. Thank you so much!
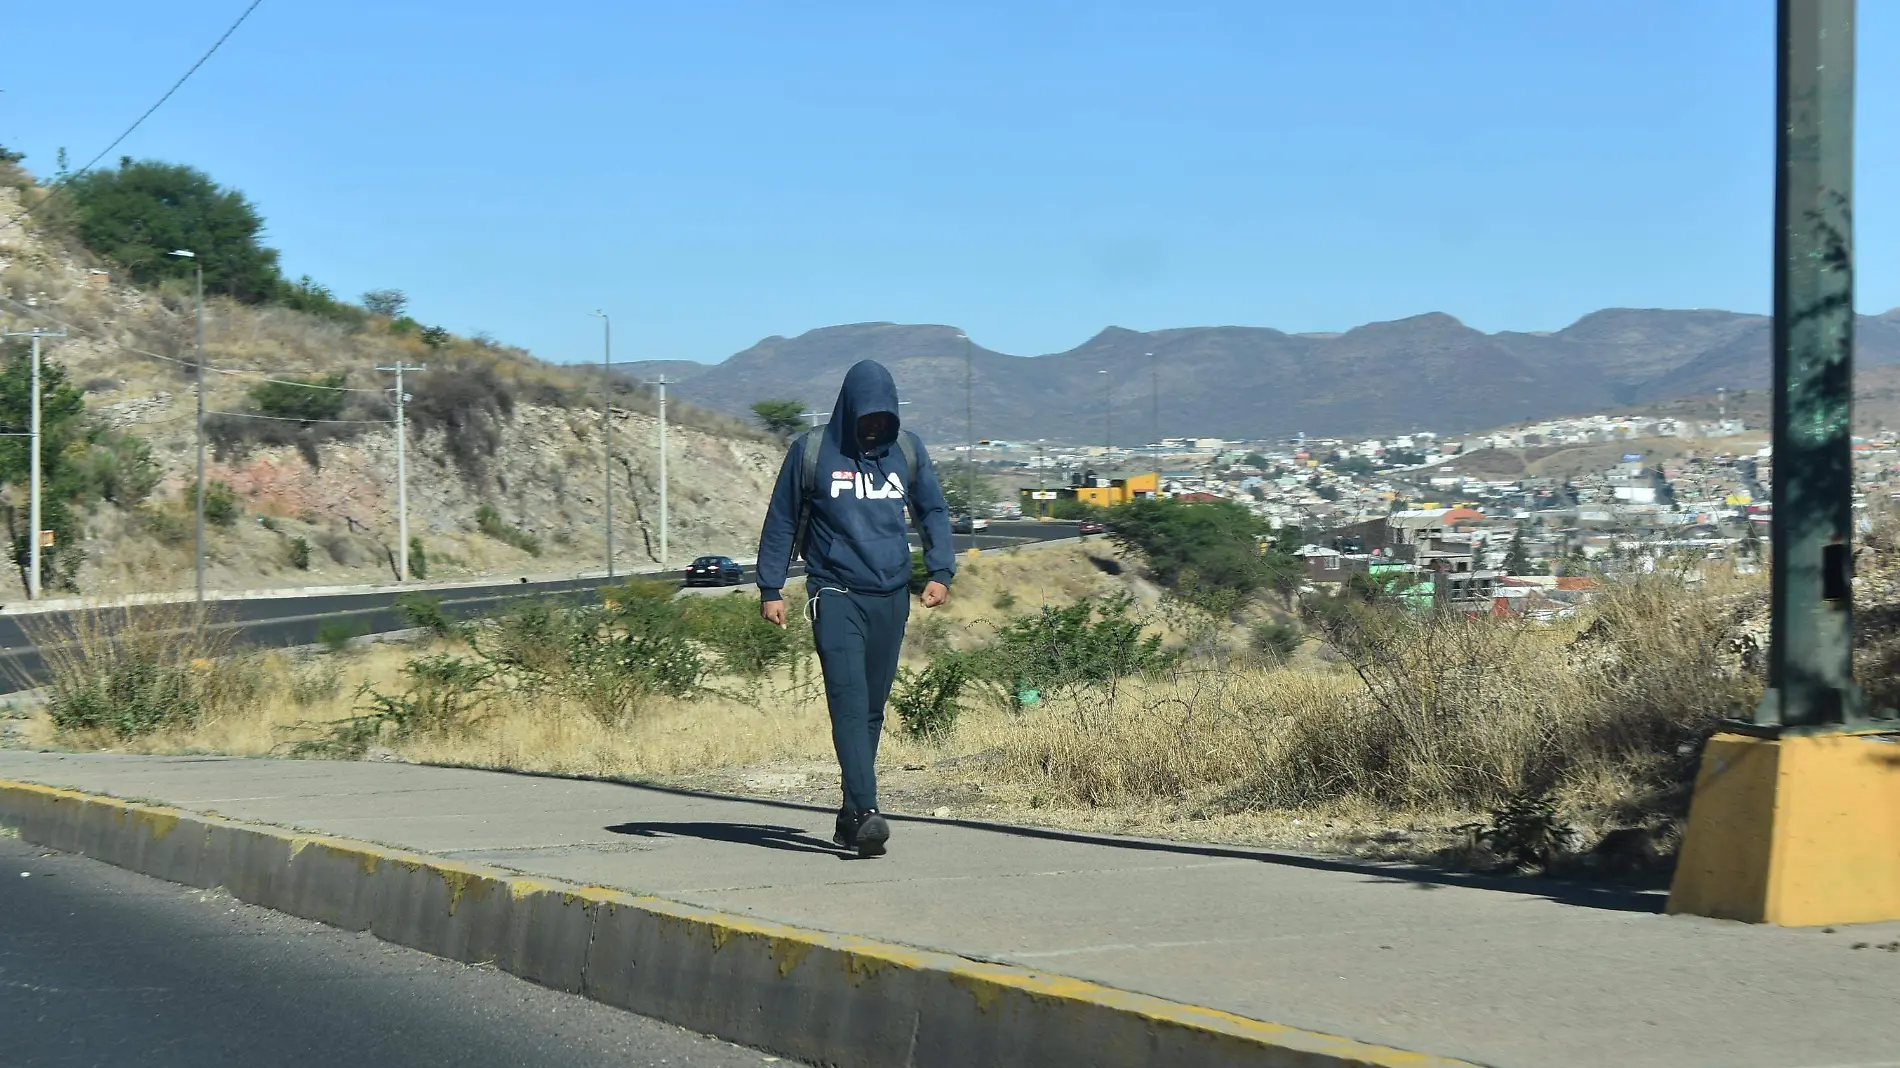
<box><xmin>953</xmin><ymin>405</ymin><xmax>1900</xmax><ymax>618</ymax></box>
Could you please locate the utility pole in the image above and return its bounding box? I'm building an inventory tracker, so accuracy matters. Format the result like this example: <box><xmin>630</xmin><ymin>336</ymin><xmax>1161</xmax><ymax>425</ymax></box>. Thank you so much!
<box><xmin>167</xmin><ymin>250</ymin><xmax>206</xmax><ymax>604</ymax></box>
<box><xmin>1752</xmin><ymin>0</ymin><xmax>1868</xmax><ymax>731</ymax></box>
<box><xmin>1669</xmin><ymin>0</ymin><xmax>1900</xmax><ymax>929</ymax></box>
<box><xmin>1099</xmin><ymin>369</ymin><xmax>1111</xmax><ymax>458</ymax></box>
<box><xmin>377</xmin><ymin>362</ymin><xmax>427</xmax><ymax>581</ymax></box>
<box><xmin>960</xmin><ymin>332</ymin><xmax>974</xmax><ymax>545</ymax></box>
<box><xmin>1148</xmin><ymin>351</ymin><xmax>1158</xmax><ymax>460</ymax></box>
<box><xmin>656</xmin><ymin>375</ymin><xmax>668</xmax><ymax>570</ymax></box>
<box><xmin>592</xmin><ymin>311</ymin><xmax>613</xmax><ymax>578</ymax></box>
<box><xmin>1</xmin><ymin>327</ymin><xmax>62</xmax><ymax>599</ymax></box>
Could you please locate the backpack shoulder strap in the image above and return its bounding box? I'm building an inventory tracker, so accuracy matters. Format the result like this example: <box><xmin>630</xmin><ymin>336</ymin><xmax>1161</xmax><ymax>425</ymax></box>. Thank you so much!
<box><xmin>798</xmin><ymin>427</ymin><xmax>824</xmax><ymax>496</ymax></box>
<box><xmin>896</xmin><ymin>431</ymin><xmax>920</xmax><ymax>489</ymax></box>
<box><xmin>792</xmin><ymin>427</ymin><xmax>825</xmax><ymax>561</ymax></box>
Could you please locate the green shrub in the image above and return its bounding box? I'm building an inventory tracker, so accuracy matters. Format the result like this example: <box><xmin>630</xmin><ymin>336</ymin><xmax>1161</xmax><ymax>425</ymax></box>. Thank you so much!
<box><xmin>474</xmin><ymin>596</ymin><xmax>705</xmax><ymax>723</ymax></box>
<box><xmin>1249</xmin><ymin>618</ymin><xmax>1302</xmax><ymax>662</ymax></box>
<box><xmin>394</xmin><ymin>592</ymin><xmax>460</xmax><ymax>640</ymax></box>
<box><xmin>474</xmin><ymin>503</ymin><xmax>540</xmax><ymax>556</ymax></box>
<box><xmin>277</xmin><ymin>276</ymin><xmax>368</xmax><ymax>328</ymax></box>
<box><xmin>190</xmin><ymin>480</ymin><xmax>240</xmax><ymax>527</ymax></box>
<box><xmin>409</xmin><ymin>535</ymin><xmax>429</xmax><ymax>579</ymax></box>
<box><xmin>75</xmin><ymin>429</ymin><xmax>160</xmax><ymax>506</ymax></box>
<box><xmin>970</xmin><ymin>594</ymin><xmax>1174</xmax><ymax>702</ymax></box>
<box><xmin>684</xmin><ymin>592</ymin><xmax>802</xmax><ymax>683</ymax></box>
<box><xmin>45</xmin><ymin>658</ymin><xmax>199</xmax><ymax>738</ymax></box>
<box><xmin>317</xmin><ymin>618</ymin><xmax>363</xmax><ymax>653</ymax></box>
<box><xmin>891</xmin><ymin>654</ymin><xmax>971</xmax><ymax>740</ymax></box>
<box><xmin>249</xmin><ymin>373</ymin><xmax>348</xmax><ymax>422</ymax></box>
<box><xmin>294</xmin><ymin>653</ymin><xmax>494</xmax><ymax>757</ymax></box>
<box><xmin>750</xmin><ymin>399</ymin><xmax>806</xmax><ymax>440</ymax></box>
<box><xmin>1048</xmin><ymin>497</ymin><xmax>1094</xmax><ymax>520</ymax></box>
<box><xmin>288</xmin><ymin>535</ymin><xmax>311</xmax><ymax>570</ymax></box>
<box><xmin>1106</xmin><ymin>497</ymin><xmax>1299</xmax><ymax>609</ymax></box>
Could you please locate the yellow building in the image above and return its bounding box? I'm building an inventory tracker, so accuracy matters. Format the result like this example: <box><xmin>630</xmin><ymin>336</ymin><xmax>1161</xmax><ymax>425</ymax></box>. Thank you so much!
<box><xmin>1020</xmin><ymin>472</ymin><xmax>1158</xmax><ymax>515</ymax></box>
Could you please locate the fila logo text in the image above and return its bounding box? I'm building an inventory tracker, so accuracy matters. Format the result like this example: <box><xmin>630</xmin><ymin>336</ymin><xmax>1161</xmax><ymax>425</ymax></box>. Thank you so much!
<box><xmin>830</xmin><ymin>470</ymin><xmax>907</xmax><ymax>500</ymax></box>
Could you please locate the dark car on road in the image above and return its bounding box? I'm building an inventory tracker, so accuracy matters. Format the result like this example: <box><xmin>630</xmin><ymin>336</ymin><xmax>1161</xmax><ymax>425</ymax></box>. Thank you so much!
<box><xmin>684</xmin><ymin>555</ymin><xmax>745</xmax><ymax>586</ymax></box>
<box><xmin>1078</xmin><ymin>518</ymin><xmax>1107</xmax><ymax>536</ymax></box>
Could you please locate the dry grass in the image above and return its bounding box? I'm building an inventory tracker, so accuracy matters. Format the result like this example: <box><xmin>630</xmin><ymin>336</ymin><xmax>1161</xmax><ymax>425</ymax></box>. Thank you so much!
<box><xmin>15</xmin><ymin>554</ymin><xmax>1779</xmax><ymax>869</ymax></box>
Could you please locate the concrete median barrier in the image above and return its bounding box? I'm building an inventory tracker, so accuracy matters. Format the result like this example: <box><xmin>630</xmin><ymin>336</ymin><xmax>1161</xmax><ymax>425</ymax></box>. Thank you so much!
<box><xmin>0</xmin><ymin>778</ymin><xmax>1474</xmax><ymax>1068</ymax></box>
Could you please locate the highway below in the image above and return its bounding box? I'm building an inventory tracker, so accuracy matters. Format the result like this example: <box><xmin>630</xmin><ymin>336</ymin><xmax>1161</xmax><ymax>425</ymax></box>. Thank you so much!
<box><xmin>0</xmin><ymin>836</ymin><xmax>790</xmax><ymax>1068</ymax></box>
<box><xmin>0</xmin><ymin>520</ymin><xmax>1075</xmax><ymax>692</ymax></box>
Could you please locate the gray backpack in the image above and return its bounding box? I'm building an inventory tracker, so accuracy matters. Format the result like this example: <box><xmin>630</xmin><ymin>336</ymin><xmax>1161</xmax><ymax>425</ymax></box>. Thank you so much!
<box><xmin>792</xmin><ymin>426</ymin><xmax>920</xmax><ymax>561</ymax></box>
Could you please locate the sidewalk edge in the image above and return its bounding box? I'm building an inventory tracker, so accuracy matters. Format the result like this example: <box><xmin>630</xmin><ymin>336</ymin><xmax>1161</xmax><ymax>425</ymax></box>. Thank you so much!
<box><xmin>0</xmin><ymin>777</ymin><xmax>1477</xmax><ymax>1068</ymax></box>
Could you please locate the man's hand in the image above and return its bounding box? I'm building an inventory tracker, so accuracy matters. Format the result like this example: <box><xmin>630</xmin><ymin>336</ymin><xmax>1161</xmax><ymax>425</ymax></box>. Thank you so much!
<box><xmin>921</xmin><ymin>580</ymin><xmax>949</xmax><ymax>608</ymax></box>
<box><xmin>761</xmin><ymin>599</ymin><xmax>787</xmax><ymax>628</ymax></box>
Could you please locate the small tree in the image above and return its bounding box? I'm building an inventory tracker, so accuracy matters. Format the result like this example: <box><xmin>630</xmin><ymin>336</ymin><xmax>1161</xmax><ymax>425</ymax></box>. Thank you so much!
<box><xmin>419</xmin><ymin>325</ymin><xmax>451</xmax><ymax>349</ymax></box>
<box><xmin>362</xmin><ymin>289</ymin><xmax>408</xmax><ymax>318</ymax></box>
<box><xmin>1503</xmin><ymin>523</ymin><xmax>1531</xmax><ymax>575</ymax></box>
<box><xmin>249</xmin><ymin>373</ymin><xmax>347</xmax><ymax>422</ymax></box>
<box><xmin>66</xmin><ymin>158</ymin><xmax>283</xmax><ymax>302</ymax></box>
<box><xmin>941</xmin><ymin>472</ymin><xmax>999</xmax><ymax>517</ymax></box>
<box><xmin>409</xmin><ymin>536</ymin><xmax>429</xmax><ymax>579</ymax></box>
<box><xmin>750</xmin><ymin>399</ymin><xmax>807</xmax><ymax>440</ymax></box>
<box><xmin>191</xmin><ymin>481</ymin><xmax>241</xmax><ymax>527</ymax></box>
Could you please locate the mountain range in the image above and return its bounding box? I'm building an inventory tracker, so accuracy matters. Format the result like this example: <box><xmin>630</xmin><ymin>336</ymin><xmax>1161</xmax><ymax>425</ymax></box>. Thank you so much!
<box><xmin>621</xmin><ymin>308</ymin><xmax>1900</xmax><ymax>445</ymax></box>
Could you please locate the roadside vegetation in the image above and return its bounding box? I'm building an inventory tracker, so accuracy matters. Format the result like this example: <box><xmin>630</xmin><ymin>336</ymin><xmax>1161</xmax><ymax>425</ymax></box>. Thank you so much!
<box><xmin>0</xmin><ymin>339</ymin><xmax>161</xmax><ymax>594</ymax></box>
<box><xmin>23</xmin><ymin>496</ymin><xmax>1858</xmax><ymax>881</ymax></box>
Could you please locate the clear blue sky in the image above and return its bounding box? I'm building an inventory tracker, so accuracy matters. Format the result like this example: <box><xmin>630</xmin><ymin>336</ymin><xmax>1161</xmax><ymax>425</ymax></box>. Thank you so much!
<box><xmin>4</xmin><ymin>2</ymin><xmax>1896</xmax><ymax>366</ymax></box>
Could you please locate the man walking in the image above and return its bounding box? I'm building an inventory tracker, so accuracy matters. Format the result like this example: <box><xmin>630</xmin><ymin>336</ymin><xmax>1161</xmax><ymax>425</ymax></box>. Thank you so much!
<box><xmin>757</xmin><ymin>359</ymin><xmax>955</xmax><ymax>858</ymax></box>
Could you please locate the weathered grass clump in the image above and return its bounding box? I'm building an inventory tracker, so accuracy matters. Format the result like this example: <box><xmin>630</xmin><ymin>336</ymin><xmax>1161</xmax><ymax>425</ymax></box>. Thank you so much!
<box><xmin>23</xmin><ymin>602</ymin><xmax>263</xmax><ymax>740</ymax></box>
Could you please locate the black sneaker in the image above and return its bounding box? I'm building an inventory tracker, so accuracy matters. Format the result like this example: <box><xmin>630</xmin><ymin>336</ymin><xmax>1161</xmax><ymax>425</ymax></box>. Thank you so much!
<box><xmin>832</xmin><ymin>808</ymin><xmax>858</xmax><ymax>849</ymax></box>
<box><xmin>854</xmin><ymin>810</ymin><xmax>890</xmax><ymax>858</ymax></box>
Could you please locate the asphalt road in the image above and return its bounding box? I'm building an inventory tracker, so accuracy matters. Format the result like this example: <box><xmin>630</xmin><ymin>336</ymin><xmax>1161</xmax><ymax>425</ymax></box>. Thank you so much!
<box><xmin>0</xmin><ymin>836</ymin><xmax>792</xmax><ymax>1068</ymax></box>
<box><xmin>0</xmin><ymin>520</ymin><xmax>1076</xmax><ymax>691</ymax></box>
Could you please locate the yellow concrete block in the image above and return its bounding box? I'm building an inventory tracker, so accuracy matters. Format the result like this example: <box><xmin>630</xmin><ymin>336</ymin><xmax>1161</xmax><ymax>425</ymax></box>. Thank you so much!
<box><xmin>1668</xmin><ymin>731</ymin><xmax>1900</xmax><ymax>926</ymax></box>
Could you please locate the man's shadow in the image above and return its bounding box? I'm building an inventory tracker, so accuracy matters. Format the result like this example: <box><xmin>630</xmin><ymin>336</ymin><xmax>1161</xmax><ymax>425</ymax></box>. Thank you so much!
<box><xmin>605</xmin><ymin>821</ymin><xmax>848</xmax><ymax>858</ymax></box>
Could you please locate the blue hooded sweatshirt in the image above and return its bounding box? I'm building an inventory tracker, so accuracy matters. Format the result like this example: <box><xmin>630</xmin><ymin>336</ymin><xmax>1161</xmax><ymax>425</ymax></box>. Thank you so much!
<box><xmin>755</xmin><ymin>360</ymin><xmax>955</xmax><ymax>600</ymax></box>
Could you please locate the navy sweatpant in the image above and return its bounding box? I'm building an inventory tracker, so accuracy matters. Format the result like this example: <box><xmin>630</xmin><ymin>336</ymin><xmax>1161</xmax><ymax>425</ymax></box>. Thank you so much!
<box><xmin>810</xmin><ymin>586</ymin><xmax>909</xmax><ymax>814</ymax></box>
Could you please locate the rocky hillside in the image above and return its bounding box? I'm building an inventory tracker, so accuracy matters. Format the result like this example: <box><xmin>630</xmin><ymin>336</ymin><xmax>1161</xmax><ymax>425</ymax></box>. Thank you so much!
<box><xmin>622</xmin><ymin>309</ymin><xmax>1900</xmax><ymax>445</ymax></box>
<box><xmin>0</xmin><ymin>184</ymin><xmax>781</xmax><ymax>599</ymax></box>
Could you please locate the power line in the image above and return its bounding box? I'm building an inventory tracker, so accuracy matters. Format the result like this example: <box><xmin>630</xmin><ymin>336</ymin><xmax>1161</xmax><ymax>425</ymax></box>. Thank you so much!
<box><xmin>5</xmin><ymin>0</ymin><xmax>268</xmax><ymax>227</ymax></box>
<box><xmin>203</xmin><ymin>409</ymin><xmax>393</xmax><ymax>426</ymax></box>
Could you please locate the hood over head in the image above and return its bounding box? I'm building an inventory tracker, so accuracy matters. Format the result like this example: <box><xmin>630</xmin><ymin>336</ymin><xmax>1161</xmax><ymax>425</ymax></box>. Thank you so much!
<box><xmin>829</xmin><ymin>359</ymin><xmax>902</xmax><ymax>457</ymax></box>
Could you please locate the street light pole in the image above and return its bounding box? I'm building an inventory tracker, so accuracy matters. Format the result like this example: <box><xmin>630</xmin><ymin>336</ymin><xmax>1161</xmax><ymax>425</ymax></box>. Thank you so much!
<box><xmin>1148</xmin><ymin>351</ymin><xmax>1158</xmax><ymax>459</ymax></box>
<box><xmin>960</xmin><ymin>332</ymin><xmax>973</xmax><ymax>548</ymax></box>
<box><xmin>656</xmin><ymin>375</ymin><xmax>668</xmax><ymax>571</ymax></box>
<box><xmin>169</xmin><ymin>250</ymin><xmax>205</xmax><ymax>605</ymax></box>
<box><xmin>376</xmin><ymin>362</ymin><xmax>427</xmax><ymax>581</ymax></box>
<box><xmin>1668</xmin><ymin>1</ymin><xmax>1900</xmax><ymax>928</ymax></box>
<box><xmin>1099</xmin><ymin>369</ymin><xmax>1111</xmax><ymax>458</ymax></box>
<box><xmin>592</xmin><ymin>311</ymin><xmax>613</xmax><ymax>579</ymax></box>
<box><xmin>28</xmin><ymin>330</ymin><xmax>41</xmax><ymax>599</ymax></box>
<box><xmin>1753</xmin><ymin>0</ymin><xmax>1876</xmax><ymax>731</ymax></box>
<box><xmin>2</xmin><ymin>327</ymin><xmax>64</xmax><ymax>599</ymax></box>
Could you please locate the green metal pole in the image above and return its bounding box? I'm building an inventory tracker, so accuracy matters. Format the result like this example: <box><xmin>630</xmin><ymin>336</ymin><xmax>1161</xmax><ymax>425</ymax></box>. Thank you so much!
<box><xmin>1755</xmin><ymin>0</ymin><xmax>1883</xmax><ymax>731</ymax></box>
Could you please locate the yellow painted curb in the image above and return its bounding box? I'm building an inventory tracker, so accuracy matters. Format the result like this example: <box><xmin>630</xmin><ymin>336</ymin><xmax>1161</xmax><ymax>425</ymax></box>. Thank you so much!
<box><xmin>0</xmin><ymin>777</ymin><xmax>1477</xmax><ymax>1068</ymax></box>
<box><xmin>1668</xmin><ymin>731</ymin><xmax>1900</xmax><ymax>926</ymax></box>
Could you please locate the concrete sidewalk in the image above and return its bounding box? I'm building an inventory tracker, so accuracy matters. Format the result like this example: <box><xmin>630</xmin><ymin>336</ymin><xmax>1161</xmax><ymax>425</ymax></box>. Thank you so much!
<box><xmin>3</xmin><ymin>752</ymin><xmax>1896</xmax><ymax>1068</ymax></box>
